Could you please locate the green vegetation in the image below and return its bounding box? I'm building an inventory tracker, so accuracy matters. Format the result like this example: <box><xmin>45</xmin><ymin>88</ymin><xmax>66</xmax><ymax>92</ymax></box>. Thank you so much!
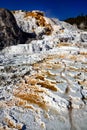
<box><xmin>65</xmin><ymin>14</ymin><xmax>87</xmax><ymax>31</ymax></box>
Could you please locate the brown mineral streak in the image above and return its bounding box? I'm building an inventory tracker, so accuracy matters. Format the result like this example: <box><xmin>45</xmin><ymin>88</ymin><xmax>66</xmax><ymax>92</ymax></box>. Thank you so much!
<box><xmin>78</xmin><ymin>80</ymin><xmax>87</xmax><ymax>87</ymax></box>
<box><xmin>14</xmin><ymin>91</ymin><xmax>48</xmax><ymax>110</ymax></box>
<box><xmin>57</xmin><ymin>42</ymin><xmax>72</xmax><ymax>47</ymax></box>
<box><xmin>24</xmin><ymin>11</ymin><xmax>53</xmax><ymax>35</ymax></box>
<box><xmin>80</xmin><ymin>52</ymin><xmax>87</xmax><ymax>56</ymax></box>
<box><xmin>37</xmin><ymin>80</ymin><xmax>58</xmax><ymax>91</ymax></box>
<box><xmin>14</xmin><ymin>77</ymin><xmax>50</xmax><ymax>110</ymax></box>
<box><xmin>4</xmin><ymin>117</ymin><xmax>16</xmax><ymax>128</ymax></box>
<box><xmin>13</xmin><ymin>69</ymin><xmax>58</xmax><ymax>110</ymax></box>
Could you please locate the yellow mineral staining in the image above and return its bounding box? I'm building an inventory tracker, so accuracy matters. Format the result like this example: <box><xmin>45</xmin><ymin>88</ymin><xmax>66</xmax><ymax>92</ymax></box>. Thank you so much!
<box><xmin>46</xmin><ymin>55</ymin><xmax>58</xmax><ymax>60</ymax></box>
<box><xmin>78</xmin><ymin>80</ymin><xmax>87</xmax><ymax>87</ymax></box>
<box><xmin>33</xmin><ymin>59</ymin><xmax>62</xmax><ymax>71</ymax></box>
<box><xmin>24</xmin><ymin>11</ymin><xmax>53</xmax><ymax>35</ymax></box>
<box><xmin>47</xmin><ymin>62</ymin><xmax>62</xmax><ymax>70</ymax></box>
<box><xmin>5</xmin><ymin>100</ymin><xmax>15</xmax><ymax>107</ymax></box>
<box><xmin>80</xmin><ymin>52</ymin><xmax>87</xmax><ymax>57</ymax></box>
<box><xmin>7</xmin><ymin>96</ymin><xmax>35</xmax><ymax>110</ymax></box>
<box><xmin>52</xmin><ymin>63</ymin><xmax>63</xmax><ymax>70</ymax></box>
<box><xmin>24</xmin><ymin>76</ymin><xmax>37</xmax><ymax>85</ymax></box>
<box><xmin>69</xmin><ymin>55</ymin><xmax>85</xmax><ymax>62</ymax></box>
<box><xmin>24</xmin><ymin>105</ymin><xmax>35</xmax><ymax>110</ymax></box>
<box><xmin>46</xmin><ymin>70</ymin><xmax>57</xmax><ymax>77</ymax></box>
<box><xmin>57</xmin><ymin>42</ymin><xmax>72</xmax><ymax>47</ymax></box>
<box><xmin>34</xmin><ymin>62</ymin><xmax>52</xmax><ymax>70</ymax></box>
<box><xmin>0</xmin><ymin>101</ymin><xmax>7</xmax><ymax>108</ymax></box>
<box><xmin>37</xmin><ymin>79</ymin><xmax>58</xmax><ymax>91</ymax></box>
<box><xmin>14</xmin><ymin>91</ymin><xmax>48</xmax><ymax>110</ymax></box>
<box><xmin>14</xmin><ymin>79</ymin><xmax>50</xmax><ymax>110</ymax></box>
<box><xmin>82</xmin><ymin>68</ymin><xmax>87</xmax><ymax>72</ymax></box>
<box><xmin>33</xmin><ymin>63</ymin><xmax>40</xmax><ymax>68</ymax></box>
<box><xmin>68</xmin><ymin>66</ymin><xmax>80</xmax><ymax>72</ymax></box>
<box><xmin>33</xmin><ymin>54</ymin><xmax>64</xmax><ymax>71</ymax></box>
<box><xmin>4</xmin><ymin>117</ymin><xmax>16</xmax><ymax>128</ymax></box>
<box><xmin>13</xmin><ymin>67</ymin><xmax>58</xmax><ymax>110</ymax></box>
<box><xmin>8</xmin><ymin>43</ymin><xmax>86</xmax><ymax>113</ymax></box>
<box><xmin>68</xmin><ymin>66</ymin><xmax>87</xmax><ymax>73</ymax></box>
<box><xmin>33</xmin><ymin>63</ymin><xmax>41</xmax><ymax>71</ymax></box>
<box><xmin>4</xmin><ymin>117</ymin><xmax>23</xmax><ymax>130</ymax></box>
<box><xmin>24</xmin><ymin>11</ymin><xmax>44</xmax><ymax>19</ymax></box>
<box><xmin>16</xmin><ymin>123</ymin><xmax>23</xmax><ymax>130</ymax></box>
<box><xmin>15</xmin><ymin>98</ymin><xmax>26</xmax><ymax>106</ymax></box>
<box><xmin>47</xmin><ymin>53</ymin><xmax>67</xmax><ymax>60</ymax></box>
<box><xmin>36</xmin><ymin>74</ymin><xmax>45</xmax><ymax>80</ymax></box>
<box><xmin>58</xmin><ymin>54</ymin><xmax>68</xmax><ymax>59</ymax></box>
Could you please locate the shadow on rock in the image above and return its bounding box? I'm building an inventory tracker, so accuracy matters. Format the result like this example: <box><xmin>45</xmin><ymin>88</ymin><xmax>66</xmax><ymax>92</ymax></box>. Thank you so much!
<box><xmin>0</xmin><ymin>8</ymin><xmax>36</xmax><ymax>50</ymax></box>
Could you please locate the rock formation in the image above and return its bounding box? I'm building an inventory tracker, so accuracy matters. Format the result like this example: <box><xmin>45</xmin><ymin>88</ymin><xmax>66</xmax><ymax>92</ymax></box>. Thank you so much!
<box><xmin>0</xmin><ymin>8</ymin><xmax>36</xmax><ymax>50</ymax></box>
<box><xmin>80</xmin><ymin>32</ymin><xmax>87</xmax><ymax>42</ymax></box>
<box><xmin>0</xmin><ymin>8</ymin><xmax>87</xmax><ymax>130</ymax></box>
<box><xmin>13</xmin><ymin>10</ymin><xmax>53</xmax><ymax>38</ymax></box>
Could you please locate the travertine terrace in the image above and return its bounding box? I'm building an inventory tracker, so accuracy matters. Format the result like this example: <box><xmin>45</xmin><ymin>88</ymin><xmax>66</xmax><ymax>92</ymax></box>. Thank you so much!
<box><xmin>0</xmin><ymin>9</ymin><xmax>87</xmax><ymax>130</ymax></box>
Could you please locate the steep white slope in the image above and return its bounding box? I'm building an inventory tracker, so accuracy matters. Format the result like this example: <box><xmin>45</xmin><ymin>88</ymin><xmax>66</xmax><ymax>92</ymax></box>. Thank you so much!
<box><xmin>13</xmin><ymin>10</ymin><xmax>87</xmax><ymax>44</ymax></box>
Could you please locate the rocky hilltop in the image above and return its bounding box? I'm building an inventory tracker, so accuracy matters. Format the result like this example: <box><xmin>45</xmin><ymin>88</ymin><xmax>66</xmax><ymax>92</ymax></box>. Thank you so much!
<box><xmin>0</xmin><ymin>9</ymin><xmax>37</xmax><ymax>50</ymax></box>
<box><xmin>0</xmin><ymin>9</ymin><xmax>87</xmax><ymax>130</ymax></box>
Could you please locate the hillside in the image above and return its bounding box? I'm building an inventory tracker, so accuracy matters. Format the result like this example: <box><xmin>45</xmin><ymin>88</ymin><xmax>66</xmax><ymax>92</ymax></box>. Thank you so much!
<box><xmin>0</xmin><ymin>9</ymin><xmax>87</xmax><ymax>130</ymax></box>
<box><xmin>65</xmin><ymin>14</ymin><xmax>87</xmax><ymax>30</ymax></box>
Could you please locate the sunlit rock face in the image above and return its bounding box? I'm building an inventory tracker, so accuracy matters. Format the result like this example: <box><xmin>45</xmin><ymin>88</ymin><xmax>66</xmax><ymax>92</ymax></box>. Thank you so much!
<box><xmin>13</xmin><ymin>10</ymin><xmax>53</xmax><ymax>38</ymax></box>
<box><xmin>0</xmin><ymin>9</ymin><xmax>87</xmax><ymax>130</ymax></box>
<box><xmin>13</xmin><ymin>10</ymin><xmax>85</xmax><ymax>44</ymax></box>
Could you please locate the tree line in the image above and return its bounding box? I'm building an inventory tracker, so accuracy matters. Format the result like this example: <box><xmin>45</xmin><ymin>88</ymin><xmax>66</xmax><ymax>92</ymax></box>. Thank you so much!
<box><xmin>65</xmin><ymin>14</ymin><xmax>87</xmax><ymax>30</ymax></box>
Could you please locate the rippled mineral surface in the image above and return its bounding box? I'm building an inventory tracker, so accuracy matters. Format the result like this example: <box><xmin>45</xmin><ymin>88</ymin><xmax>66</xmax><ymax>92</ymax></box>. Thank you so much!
<box><xmin>0</xmin><ymin>41</ymin><xmax>87</xmax><ymax>130</ymax></box>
